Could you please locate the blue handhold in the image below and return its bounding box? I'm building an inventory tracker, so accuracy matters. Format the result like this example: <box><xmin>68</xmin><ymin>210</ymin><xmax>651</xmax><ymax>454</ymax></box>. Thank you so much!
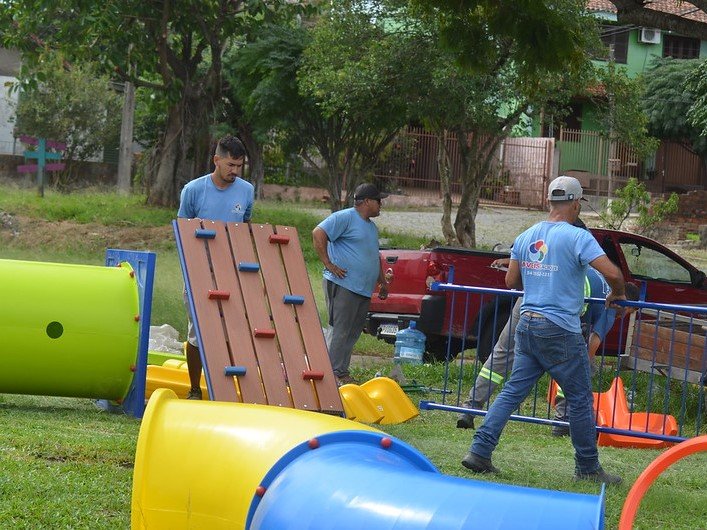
<box><xmin>224</xmin><ymin>366</ymin><xmax>247</xmax><ymax>377</ymax></box>
<box><xmin>238</xmin><ymin>262</ymin><xmax>260</xmax><ymax>272</ymax></box>
<box><xmin>195</xmin><ymin>229</ymin><xmax>217</xmax><ymax>239</ymax></box>
<box><xmin>283</xmin><ymin>295</ymin><xmax>305</xmax><ymax>305</ymax></box>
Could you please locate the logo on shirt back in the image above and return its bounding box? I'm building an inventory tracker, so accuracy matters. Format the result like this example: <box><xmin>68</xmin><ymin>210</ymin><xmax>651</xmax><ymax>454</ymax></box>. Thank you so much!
<box><xmin>528</xmin><ymin>239</ymin><xmax>548</xmax><ymax>262</ymax></box>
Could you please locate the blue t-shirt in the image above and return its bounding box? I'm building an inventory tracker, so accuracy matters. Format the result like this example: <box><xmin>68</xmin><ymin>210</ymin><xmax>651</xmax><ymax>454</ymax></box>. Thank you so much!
<box><xmin>317</xmin><ymin>208</ymin><xmax>380</xmax><ymax>297</ymax></box>
<box><xmin>177</xmin><ymin>174</ymin><xmax>254</xmax><ymax>222</ymax></box>
<box><xmin>511</xmin><ymin>221</ymin><xmax>605</xmax><ymax>333</ymax></box>
<box><xmin>583</xmin><ymin>268</ymin><xmax>617</xmax><ymax>341</ymax></box>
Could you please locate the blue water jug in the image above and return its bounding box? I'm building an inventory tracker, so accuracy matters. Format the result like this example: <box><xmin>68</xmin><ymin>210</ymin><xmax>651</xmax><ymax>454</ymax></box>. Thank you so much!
<box><xmin>394</xmin><ymin>321</ymin><xmax>426</xmax><ymax>365</ymax></box>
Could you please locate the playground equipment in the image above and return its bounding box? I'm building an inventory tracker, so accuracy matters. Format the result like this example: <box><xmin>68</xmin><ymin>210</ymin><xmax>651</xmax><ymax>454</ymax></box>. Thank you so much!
<box><xmin>132</xmin><ymin>389</ymin><xmax>606</xmax><ymax>530</ymax></box>
<box><xmin>619</xmin><ymin>435</ymin><xmax>707</xmax><ymax>529</ymax></box>
<box><xmin>145</xmin><ymin>360</ymin><xmax>208</xmax><ymax>400</ymax></box>
<box><xmin>0</xmin><ymin>250</ymin><xmax>155</xmax><ymax>417</ymax></box>
<box><xmin>593</xmin><ymin>376</ymin><xmax>678</xmax><ymax>449</ymax></box>
<box><xmin>548</xmin><ymin>376</ymin><xmax>679</xmax><ymax>449</ymax></box>
<box><xmin>339</xmin><ymin>377</ymin><xmax>419</xmax><ymax>424</ymax></box>
<box><xmin>174</xmin><ymin>218</ymin><xmax>342</xmax><ymax>413</ymax></box>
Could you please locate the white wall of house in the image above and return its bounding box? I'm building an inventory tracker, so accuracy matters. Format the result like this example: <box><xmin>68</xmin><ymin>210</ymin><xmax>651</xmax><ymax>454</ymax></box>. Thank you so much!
<box><xmin>0</xmin><ymin>75</ymin><xmax>19</xmax><ymax>155</ymax></box>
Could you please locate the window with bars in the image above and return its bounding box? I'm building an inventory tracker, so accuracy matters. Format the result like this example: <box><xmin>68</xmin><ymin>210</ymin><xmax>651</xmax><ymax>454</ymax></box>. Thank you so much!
<box><xmin>597</xmin><ymin>25</ymin><xmax>629</xmax><ymax>64</ymax></box>
<box><xmin>663</xmin><ymin>34</ymin><xmax>700</xmax><ymax>59</ymax></box>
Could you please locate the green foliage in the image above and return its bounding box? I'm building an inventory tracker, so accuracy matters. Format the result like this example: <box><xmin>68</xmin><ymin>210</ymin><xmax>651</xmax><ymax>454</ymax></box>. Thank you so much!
<box><xmin>643</xmin><ymin>57</ymin><xmax>706</xmax><ymax>158</ymax></box>
<box><xmin>687</xmin><ymin>58</ymin><xmax>707</xmax><ymax>140</ymax></box>
<box><xmin>599</xmin><ymin>177</ymin><xmax>679</xmax><ymax>231</ymax></box>
<box><xmin>409</xmin><ymin>0</ymin><xmax>599</xmax><ymax>75</ymax></box>
<box><xmin>593</xmin><ymin>62</ymin><xmax>659</xmax><ymax>161</ymax></box>
<box><xmin>13</xmin><ymin>54</ymin><xmax>121</xmax><ymax>186</ymax></box>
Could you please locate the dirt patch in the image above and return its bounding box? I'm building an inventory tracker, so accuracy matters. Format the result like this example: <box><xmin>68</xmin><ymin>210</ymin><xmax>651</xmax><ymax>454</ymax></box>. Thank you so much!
<box><xmin>0</xmin><ymin>212</ymin><xmax>173</xmax><ymax>254</ymax></box>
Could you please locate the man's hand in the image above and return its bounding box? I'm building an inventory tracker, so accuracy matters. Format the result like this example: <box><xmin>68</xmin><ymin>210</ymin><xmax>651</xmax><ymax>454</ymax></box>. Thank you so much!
<box><xmin>326</xmin><ymin>261</ymin><xmax>347</xmax><ymax>279</ymax></box>
<box><xmin>490</xmin><ymin>258</ymin><xmax>511</xmax><ymax>269</ymax></box>
<box><xmin>378</xmin><ymin>283</ymin><xmax>389</xmax><ymax>300</ymax></box>
<box><xmin>605</xmin><ymin>291</ymin><xmax>627</xmax><ymax>315</ymax></box>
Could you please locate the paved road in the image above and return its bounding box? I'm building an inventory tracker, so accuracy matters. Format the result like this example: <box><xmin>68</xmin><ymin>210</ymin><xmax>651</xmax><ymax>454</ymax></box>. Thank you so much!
<box><xmin>304</xmin><ymin>205</ymin><xmax>548</xmax><ymax>248</ymax></box>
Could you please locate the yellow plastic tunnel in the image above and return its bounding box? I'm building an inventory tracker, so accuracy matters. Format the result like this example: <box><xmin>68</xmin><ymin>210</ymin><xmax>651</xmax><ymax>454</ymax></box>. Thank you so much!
<box><xmin>132</xmin><ymin>390</ymin><xmax>605</xmax><ymax>530</ymax></box>
<box><xmin>131</xmin><ymin>389</ymin><xmax>379</xmax><ymax>529</ymax></box>
<box><xmin>0</xmin><ymin>258</ymin><xmax>139</xmax><ymax>400</ymax></box>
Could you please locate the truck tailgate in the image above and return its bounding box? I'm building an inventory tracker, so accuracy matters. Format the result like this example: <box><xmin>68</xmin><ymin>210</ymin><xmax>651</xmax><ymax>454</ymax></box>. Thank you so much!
<box><xmin>370</xmin><ymin>249</ymin><xmax>432</xmax><ymax>314</ymax></box>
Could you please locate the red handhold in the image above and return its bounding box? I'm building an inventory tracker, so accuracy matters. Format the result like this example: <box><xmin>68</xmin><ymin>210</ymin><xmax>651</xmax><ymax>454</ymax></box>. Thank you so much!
<box><xmin>253</xmin><ymin>328</ymin><xmax>276</xmax><ymax>338</ymax></box>
<box><xmin>302</xmin><ymin>370</ymin><xmax>324</xmax><ymax>381</ymax></box>
<box><xmin>308</xmin><ymin>438</ymin><xmax>320</xmax><ymax>449</ymax></box>
<box><xmin>380</xmin><ymin>437</ymin><xmax>393</xmax><ymax>449</ymax></box>
<box><xmin>208</xmin><ymin>290</ymin><xmax>231</xmax><ymax>300</ymax></box>
<box><xmin>255</xmin><ymin>485</ymin><xmax>267</xmax><ymax>497</ymax></box>
<box><xmin>269</xmin><ymin>234</ymin><xmax>290</xmax><ymax>245</ymax></box>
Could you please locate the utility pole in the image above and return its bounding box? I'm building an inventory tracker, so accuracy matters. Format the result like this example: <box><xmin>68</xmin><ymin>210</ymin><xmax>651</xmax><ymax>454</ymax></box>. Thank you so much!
<box><xmin>607</xmin><ymin>45</ymin><xmax>616</xmax><ymax>205</ymax></box>
<box><xmin>117</xmin><ymin>47</ymin><xmax>135</xmax><ymax>194</ymax></box>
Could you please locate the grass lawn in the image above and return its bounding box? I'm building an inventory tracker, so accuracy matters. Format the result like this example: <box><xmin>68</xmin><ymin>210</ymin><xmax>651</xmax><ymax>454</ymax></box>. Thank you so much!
<box><xmin>0</xmin><ymin>185</ymin><xmax>705</xmax><ymax>529</ymax></box>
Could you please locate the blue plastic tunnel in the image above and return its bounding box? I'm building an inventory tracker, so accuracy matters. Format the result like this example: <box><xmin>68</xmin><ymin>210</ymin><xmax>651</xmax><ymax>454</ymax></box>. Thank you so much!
<box><xmin>248</xmin><ymin>431</ymin><xmax>604</xmax><ymax>530</ymax></box>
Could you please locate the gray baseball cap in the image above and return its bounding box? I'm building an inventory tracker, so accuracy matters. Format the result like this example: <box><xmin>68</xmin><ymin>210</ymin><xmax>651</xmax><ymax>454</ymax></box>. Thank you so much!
<box><xmin>547</xmin><ymin>176</ymin><xmax>585</xmax><ymax>201</ymax></box>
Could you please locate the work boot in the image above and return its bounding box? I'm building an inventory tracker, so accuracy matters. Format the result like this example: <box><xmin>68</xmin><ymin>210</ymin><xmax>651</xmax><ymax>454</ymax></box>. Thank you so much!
<box><xmin>456</xmin><ymin>413</ymin><xmax>475</xmax><ymax>429</ymax></box>
<box><xmin>551</xmin><ymin>416</ymin><xmax>570</xmax><ymax>437</ymax></box>
<box><xmin>461</xmin><ymin>452</ymin><xmax>499</xmax><ymax>474</ymax></box>
<box><xmin>574</xmin><ymin>467</ymin><xmax>622</xmax><ymax>485</ymax></box>
<box><xmin>186</xmin><ymin>388</ymin><xmax>202</xmax><ymax>400</ymax></box>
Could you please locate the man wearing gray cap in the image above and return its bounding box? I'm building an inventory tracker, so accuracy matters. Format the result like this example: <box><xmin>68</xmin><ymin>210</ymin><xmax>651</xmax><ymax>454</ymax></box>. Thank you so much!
<box><xmin>462</xmin><ymin>176</ymin><xmax>627</xmax><ymax>484</ymax></box>
<box><xmin>313</xmin><ymin>183</ymin><xmax>389</xmax><ymax>386</ymax></box>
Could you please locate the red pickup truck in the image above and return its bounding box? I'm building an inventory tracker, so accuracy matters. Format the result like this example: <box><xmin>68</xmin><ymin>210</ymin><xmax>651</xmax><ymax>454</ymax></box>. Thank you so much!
<box><xmin>365</xmin><ymin>228</ymin><xmax>707</xmax><ymax>362</ymax></box>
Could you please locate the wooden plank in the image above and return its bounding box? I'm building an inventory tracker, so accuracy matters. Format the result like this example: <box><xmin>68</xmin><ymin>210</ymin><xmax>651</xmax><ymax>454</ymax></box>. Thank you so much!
<box><xmin>176</xmin><ymin>218</ymin><xmax>239</xmax><ymax>402</ymax></box>
<box><xmin>633</xmin><ymin>320</ymin><xmax>705</xmax><ymax>372</ymax></box>
<box><xmin>227</xmin><ymin>223</ymin><xmax>292</xmax><ymax>407</ymax></box>
<box><xmin>251</xmin><ymin>224</ymin><xmax>319</xmax><ymax>411</ymax></box>
<box><xmin>208</xmin><ymin>222</ymin><xmax>267</xmax><ymax>404</ymax></box>
<box><xmin>276</xmin><ymin>225</ymin><xmax>343</xmax><ymax>414</ymax></box>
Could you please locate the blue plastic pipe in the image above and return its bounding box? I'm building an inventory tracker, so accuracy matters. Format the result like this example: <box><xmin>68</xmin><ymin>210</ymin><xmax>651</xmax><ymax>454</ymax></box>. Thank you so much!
<box><xmin>249</xmin><ymin>431</ymin><xmax>604</xmax><ymax>530</ymax></box>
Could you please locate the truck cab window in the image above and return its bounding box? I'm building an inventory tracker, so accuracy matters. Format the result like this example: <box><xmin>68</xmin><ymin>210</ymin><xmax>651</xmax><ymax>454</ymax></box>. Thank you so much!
<box><xmin>619</xmin><ymin>242</ymin><xmax>692</xmax><ymax>283</ymax></box>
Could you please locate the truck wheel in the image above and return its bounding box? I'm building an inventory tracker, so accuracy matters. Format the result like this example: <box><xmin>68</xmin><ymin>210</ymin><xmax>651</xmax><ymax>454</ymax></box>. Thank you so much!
<box><xmin>476</xmin><ymin>300</ymin><xmax>512</xmax><ymax>363</ymax></box>
<box><xmin>424</xmin><ymin>336</ymin><xmax>465</xmax><ymax>363</ymax></box>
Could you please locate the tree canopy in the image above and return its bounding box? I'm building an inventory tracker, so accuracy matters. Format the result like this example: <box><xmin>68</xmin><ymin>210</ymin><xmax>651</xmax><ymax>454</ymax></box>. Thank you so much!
<box><xmin>1</xmin><ymin>0</ymin><xmax>304</xmax><ymax>206</ymax></box>
<box><xmin>643</xmin><ymin>57</ymin><xmax>707</xmax><ymax>157</ymax></box>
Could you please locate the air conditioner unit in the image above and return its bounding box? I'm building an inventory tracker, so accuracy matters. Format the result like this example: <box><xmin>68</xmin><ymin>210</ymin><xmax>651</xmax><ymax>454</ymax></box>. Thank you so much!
<box><xmin>639</xmin><ymin>28</ymin><xmax>661</xmax><ymax>44</ymax></box>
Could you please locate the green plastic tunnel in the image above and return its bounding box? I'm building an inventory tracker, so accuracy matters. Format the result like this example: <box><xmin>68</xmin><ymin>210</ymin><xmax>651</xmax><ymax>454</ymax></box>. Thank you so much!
<box><xmin>0</xmin><ymin>258</ymin><xmax>139</xmax><ymax>400</ymax></box>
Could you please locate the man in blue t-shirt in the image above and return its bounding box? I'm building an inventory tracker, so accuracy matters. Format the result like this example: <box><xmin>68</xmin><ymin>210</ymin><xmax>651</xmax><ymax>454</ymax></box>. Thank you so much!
<box><xmin>312</xmin><ymin>183</ymin><xmax>389</xmax><ymax>385</ymax></box>
<box><xmin>177</xmin><ymin>135</ymin><xmax>254</xmax><ymax>400</ymax></box>
<box><xmin>463</xmin><ymin>176</ymin><xmax>627</xmax><ymax>485</ymax></box>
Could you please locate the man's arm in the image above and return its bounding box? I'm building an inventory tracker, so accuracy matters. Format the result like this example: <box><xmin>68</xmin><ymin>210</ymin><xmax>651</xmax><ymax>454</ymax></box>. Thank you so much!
<box><xmin>586</xmin><ymin>332</ymin><xmax>602</xmax><ymax>363</ymax></box>
<box><xmin>505</xmin><ymin>259</ymin><xmax>522</xmax><ymax>290</ymax></box>
<box><xmin>377</xmin><ymin>260</ymin><xmax>388</xmax><ymax>300</ymax></box>
<box><xmin>589</xmin><ymin>255</ymin><xmax>625</xmax><ymax>308</ymax></box>
<box><xmin>312</xmin><ymin>227</ymin><xmax>346</xmax><ymax>279</ymax></box>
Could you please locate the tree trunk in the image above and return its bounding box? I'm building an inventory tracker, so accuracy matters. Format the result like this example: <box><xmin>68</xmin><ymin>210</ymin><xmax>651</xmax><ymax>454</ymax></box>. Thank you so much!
<box><xmin>436</xmin><ymin>129</ymin><xmax>457</xmax><ymax>245</ymax></box>
<box><xmin>146</xmin><ymin>92</ymin><xmax>212</xmax><ymax>208</ymax></box>
<box><xmin>239</xmin><ymin>126</ymin><xmax>264</xmax><ymax>199</ymax></box>
<box><xmin>116</xmin><ymin>80</ymin><xmax>135</xmax><ymax>195</ymax></box>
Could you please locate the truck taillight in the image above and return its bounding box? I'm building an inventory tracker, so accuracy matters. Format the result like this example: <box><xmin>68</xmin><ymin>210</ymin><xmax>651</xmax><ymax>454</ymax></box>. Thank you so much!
<box><xmin>425</xmin><ymin>260</ymin><xmax>445</xmax><ymax>289</ymax></box>
<box><xmin>427</xmin><ymin>261</ymin><xmax>441</xmax><ymax>277</ymax></box>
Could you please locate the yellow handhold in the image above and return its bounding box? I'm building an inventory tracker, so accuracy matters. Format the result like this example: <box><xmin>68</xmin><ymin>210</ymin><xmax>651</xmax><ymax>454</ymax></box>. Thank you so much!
<box><xmin>360</xmin><ymin>377</ymin><xmax>419</xmax><ymax>425</ymax></box>
<box><xmin>338</xmin><ymin>383</ymin><xmax>384</xmax><ymax>423</ymax></box>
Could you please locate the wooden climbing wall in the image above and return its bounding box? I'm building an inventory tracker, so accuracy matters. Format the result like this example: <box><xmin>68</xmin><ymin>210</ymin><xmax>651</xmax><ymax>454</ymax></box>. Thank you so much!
<box><xmin>174</xmin><ymin>218</ymin><xmax>343</xmax><ymax>414</ymax></box>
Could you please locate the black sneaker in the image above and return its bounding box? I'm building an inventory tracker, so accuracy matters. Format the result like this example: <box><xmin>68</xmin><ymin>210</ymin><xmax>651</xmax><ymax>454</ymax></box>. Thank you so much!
<box><xmin>186</xmin><ymin>388</ymin><xmax>202</xmax><ymax>400</ymax></box>
<box><xmin>456</xmin><ymin>414</ymin><xmax>475</xmax><ymax>429</ymax></box>
<box><xmin>461</xmin><ymin>452</ymin><xmax>499</xmax><ymax>474</ymax></box>
<box><xmin>574</xmin><ymin>467</ymin><xmax>622</xmax><ymax>485</ymax></box>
